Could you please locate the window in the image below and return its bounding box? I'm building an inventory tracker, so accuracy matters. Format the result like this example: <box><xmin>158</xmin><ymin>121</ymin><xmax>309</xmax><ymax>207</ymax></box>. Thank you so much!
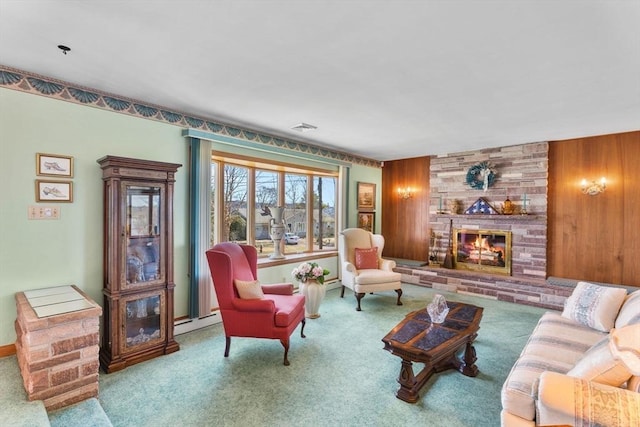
<box><xmin>223</xmin><ymin>164</ymin><xmax>248</xmax><ymax>244</ymax></box>
<box><xmin>211</xmin><ymin>153</ymin><xmax>338</xmax><ymax>257</ymax></box>
<box><xmin>313</xmin><ymin>176</ymin><xmax>337</xmax><ymax>251</ymax></box>
<box><xmin>255</xmin><ymin>169</ymin><xmax>278</xmax><ymax>255</ymax></box>
<box><xmin>284</xmin><ymin>173</ymin><xmax>307</xmax><ymax>254</ymax></box>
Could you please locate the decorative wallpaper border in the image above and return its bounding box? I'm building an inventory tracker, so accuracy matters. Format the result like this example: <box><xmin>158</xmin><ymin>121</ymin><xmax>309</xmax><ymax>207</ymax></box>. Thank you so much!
<box><xmin>0</xmin><ymin>65</ymin><xmax>380</xmax><ymax>168</ymax></box>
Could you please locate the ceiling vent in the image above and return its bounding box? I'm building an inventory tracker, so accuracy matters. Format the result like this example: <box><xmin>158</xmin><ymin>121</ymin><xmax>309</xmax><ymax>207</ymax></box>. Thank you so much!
<box><xmin>291</xmin><ymin>123</ymin><xmax>317</xmax><ymax>132</ymax></box>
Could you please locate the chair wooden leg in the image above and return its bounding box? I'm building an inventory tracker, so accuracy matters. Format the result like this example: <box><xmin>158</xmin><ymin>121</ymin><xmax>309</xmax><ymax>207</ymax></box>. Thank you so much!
<box><xmin>355</xmin><ymin>292</ymin><xmax>365</xmax><ymax>311</ymax></box>
<box><xmin>340</xmin><ymin>285</ymin><xmax>345</xmax><ymax>298</ymax></box>
<box><xmin>224</xmin><ymin>336</ymin><xmax>231</xmax><ymax>357</ymax></box>
<box><xmin>395</xmin><ymin>288</ymin><xmax>403</xmax><ymax>306</ymax></box>
<box><xmin>300</xmin><ymin>318</ymin><xmax>306</xmax><ymax>338</ymax></box>
<box><xmin>280</xmin><ymin>338</ymin><xmax>290</xmax><ymax>366</ymax></box>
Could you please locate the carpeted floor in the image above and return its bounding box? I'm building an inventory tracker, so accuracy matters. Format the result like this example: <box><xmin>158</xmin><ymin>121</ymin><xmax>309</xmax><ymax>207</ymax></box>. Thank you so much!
<box><xmin>0</xmin><ymin>354</ymin><xmax>50</xmax><ymax>427</ymax></box>
<box><xmin>16</xmin><ymin>284</ymin><xmax>547</xmax><ymax>427</ymax></box>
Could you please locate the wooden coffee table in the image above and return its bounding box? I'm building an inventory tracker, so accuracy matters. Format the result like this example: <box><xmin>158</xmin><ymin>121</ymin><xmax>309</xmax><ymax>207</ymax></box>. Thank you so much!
<box><xmin>382</xmin><ymin>301</ymin><xmax>483</xmax><ymax>403</ymax></box>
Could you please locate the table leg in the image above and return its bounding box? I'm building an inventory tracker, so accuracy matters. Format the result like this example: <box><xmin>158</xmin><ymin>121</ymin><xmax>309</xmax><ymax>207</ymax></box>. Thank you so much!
<box><xmin>396</xmin><ymin>358</ymin><xmax>436</xmax><ymax>403</ymax></box>
<box><xmin>458</xmin><ymin>341</ymin><xmax>479</xmax><ymax>377</ymax></box>
<box><xmin>396</xmin><ymin>359</ymin><xmax>419</xmax><ymax>403</ymax></box>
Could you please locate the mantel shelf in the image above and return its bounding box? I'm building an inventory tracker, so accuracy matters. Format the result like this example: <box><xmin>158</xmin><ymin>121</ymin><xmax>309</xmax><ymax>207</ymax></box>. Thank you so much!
<box><xmin>433</xmin><ymin>213</ymin><xmax>544</xmax><ymax>221</ymax></box>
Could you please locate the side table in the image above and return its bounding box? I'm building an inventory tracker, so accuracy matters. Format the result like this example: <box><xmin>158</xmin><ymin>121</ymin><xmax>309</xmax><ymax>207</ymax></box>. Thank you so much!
<box><xmin>15</xmin><ymin>285</ymin><xmax>102</xmax><ymax>411</ymax></box>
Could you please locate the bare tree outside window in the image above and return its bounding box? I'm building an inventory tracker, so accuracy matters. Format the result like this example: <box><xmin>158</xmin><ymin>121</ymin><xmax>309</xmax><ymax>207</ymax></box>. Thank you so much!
<box><xmin>313</xmin><ymin>176</ymin><xmax>336</xmax><ymax>250</ymax></box>
<box><xmin>255</xmin><ymin>170</ymin><xmax>278</xmax><ymax>254</ymax></box>
<box><xmin>223</xmin><ymin>165</ymin><xmax>248</xmax><ymax>243</ymax></box>
<box><xmin>284</xmin><ymin>174</ymin><xmax>307</xmax><ymax>253</ymax></box>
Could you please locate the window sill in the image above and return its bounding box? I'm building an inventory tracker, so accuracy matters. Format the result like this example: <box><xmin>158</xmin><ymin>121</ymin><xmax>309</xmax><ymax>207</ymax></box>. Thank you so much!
<box><xmin>257</xmin><ymin>251</ymin><xmax>338</xmax><ymax>269</ymax></box>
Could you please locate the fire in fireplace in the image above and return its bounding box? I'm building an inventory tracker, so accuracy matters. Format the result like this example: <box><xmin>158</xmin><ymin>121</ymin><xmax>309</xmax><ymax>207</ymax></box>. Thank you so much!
<box><xmin>453</xmin><ymin>228</ymin><xmax>512</xmax><ymax>275</ymax></box>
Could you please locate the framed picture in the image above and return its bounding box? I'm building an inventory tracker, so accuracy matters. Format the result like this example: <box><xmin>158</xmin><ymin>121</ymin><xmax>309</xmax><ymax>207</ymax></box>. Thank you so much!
<box><xmin>357</xmin><ymin>212</ymin><xmax>375</xmax><ymax>233</ymax></box>
<box><xmin>357</xmin><ymin>182</ymin><xmax>376</xmax><ymax>210</ymax></box>
<box><xmin>36</xmin><ymin>180</ymin><xmax>73</xmax><ymax>202</ymax></box>
<box><xmin>36</xmin><ymin>153</ymin><xmax>74</xmax><ymax>178</ymax></box>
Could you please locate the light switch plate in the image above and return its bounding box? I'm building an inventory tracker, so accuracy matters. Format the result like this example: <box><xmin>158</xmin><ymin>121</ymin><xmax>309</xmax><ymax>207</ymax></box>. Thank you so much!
<box><xmin>28</xmin><ymin>205</ymin><xmax>60</xmax><ymax>220</ymax></box>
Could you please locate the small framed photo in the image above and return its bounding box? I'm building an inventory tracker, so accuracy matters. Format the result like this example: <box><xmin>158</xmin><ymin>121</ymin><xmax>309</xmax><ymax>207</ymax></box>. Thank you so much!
<box><xmin>36</xmin><ymin>180</ymin><xmax>73</xmax><ymax>202</ymax></box>
<box><xmin>357</xmin><ymin>182</ymin><xmax>376</xmax><ymax>210</ymax></box>
<box><xmin>36</xmin><ymin>153</ymin><xmax>74</xmax><ymax>178</ymax></box>
<box><xmin>357</xmin><ymin>212</ymin><xmax>375</xmax><ymax>233</ymax></box>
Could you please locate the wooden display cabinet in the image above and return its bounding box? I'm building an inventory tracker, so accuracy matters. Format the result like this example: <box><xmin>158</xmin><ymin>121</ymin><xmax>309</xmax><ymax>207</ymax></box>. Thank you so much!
<box><xmin>97</xmin><ymin>156</ymin><xmax>181</xmax><ymax>373</ymax></box>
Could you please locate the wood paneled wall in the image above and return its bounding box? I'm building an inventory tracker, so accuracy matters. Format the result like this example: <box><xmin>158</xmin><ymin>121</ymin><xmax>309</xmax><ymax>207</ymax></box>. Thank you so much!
<box><xmin>381</xmin><ymin>131</ymin><xmax>639</xmax><ymax>287</ymax></box>
<box><xmin>381</xmin><ymin>156</ymin><xmax>431</xmax><ymax>260</ymax></box>
<box><xmin>548</xmin><ymin>131</ymin><xmax>640</xmax><ymax>286</ymax></box>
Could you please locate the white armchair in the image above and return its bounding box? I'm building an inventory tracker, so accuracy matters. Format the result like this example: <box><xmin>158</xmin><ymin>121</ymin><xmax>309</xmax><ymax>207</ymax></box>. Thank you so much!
<box><xmin>338</xmin><ymin>228</ymin><xmax>402</xmax><ymax>311</ymax></box>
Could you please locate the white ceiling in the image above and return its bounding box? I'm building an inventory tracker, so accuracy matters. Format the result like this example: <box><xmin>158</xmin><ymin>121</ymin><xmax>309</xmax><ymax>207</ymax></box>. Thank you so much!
<box><xmin>1</xmin><ymin>0</ymin><xmax>639</xmax><ymax>161</ymax></box>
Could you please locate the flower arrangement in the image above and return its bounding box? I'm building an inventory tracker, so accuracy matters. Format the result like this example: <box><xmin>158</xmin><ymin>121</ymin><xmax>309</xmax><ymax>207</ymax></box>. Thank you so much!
<box><xmin>292</xmin><ymin>262</ymin><xmax>330</xmax><ymax>284</ymax></box>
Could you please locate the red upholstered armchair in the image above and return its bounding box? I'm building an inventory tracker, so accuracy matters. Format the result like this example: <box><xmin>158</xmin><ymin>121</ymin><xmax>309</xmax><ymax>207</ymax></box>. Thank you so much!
<box><xmin>205</xmin><ymin>242</ymin><xmax>306</xmax><ymax>365</ymax></box>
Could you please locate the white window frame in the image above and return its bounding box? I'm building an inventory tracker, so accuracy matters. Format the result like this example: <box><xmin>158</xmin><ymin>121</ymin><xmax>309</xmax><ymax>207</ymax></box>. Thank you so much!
<box><xmin>211</xmin><ymin>153</ymin><xmax>339</xmax><ymax>256</ymax></box>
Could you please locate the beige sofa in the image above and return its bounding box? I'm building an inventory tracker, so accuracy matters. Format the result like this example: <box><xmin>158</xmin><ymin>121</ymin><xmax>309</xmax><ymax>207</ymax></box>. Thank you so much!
<box><xmin>501</xmin><ymin>282</ymin><xmax>640</xmax><ymax>426</ymax></box>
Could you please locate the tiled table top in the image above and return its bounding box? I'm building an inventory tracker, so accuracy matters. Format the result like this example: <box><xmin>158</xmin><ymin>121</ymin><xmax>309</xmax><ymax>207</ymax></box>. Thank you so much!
<box><xmin>23</xmin><ymin>285</ymin><xmax>94</xmax><ymax>318</ymax></box>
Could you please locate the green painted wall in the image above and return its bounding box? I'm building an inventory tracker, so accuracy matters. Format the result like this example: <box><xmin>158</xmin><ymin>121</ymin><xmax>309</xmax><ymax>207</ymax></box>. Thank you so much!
<box><xmin>0</xmin><ymin>88</ymin><xmax>190</xmax><ymax>346</ymax></box>
<box><xmin>0</xmin><ymin>87</ymin><xmax>382</xmax><ymax>347</ymax></box>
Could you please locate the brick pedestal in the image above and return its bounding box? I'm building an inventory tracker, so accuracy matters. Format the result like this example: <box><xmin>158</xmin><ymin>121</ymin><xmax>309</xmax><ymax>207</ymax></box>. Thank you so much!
<box><xmin>15</xmin><ymin>285</ymin><xmax>102</xmax><ymax>411</ymax></box>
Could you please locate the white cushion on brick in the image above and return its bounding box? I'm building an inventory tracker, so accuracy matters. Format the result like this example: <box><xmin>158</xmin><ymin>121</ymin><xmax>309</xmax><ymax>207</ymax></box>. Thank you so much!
<box><xmin>567</xmin><ymin>336</ymin><xmax>632</xmax><ymax>387</ymax></box>
<box><xmin>561</xmin><ymin>281</ymin><xmax>627</xmax><ymax>332</ymax></box>
<box><xmin>615</xmin><ymin>290</ymin><xmax>640</xmax><ymax>329</ymax></box>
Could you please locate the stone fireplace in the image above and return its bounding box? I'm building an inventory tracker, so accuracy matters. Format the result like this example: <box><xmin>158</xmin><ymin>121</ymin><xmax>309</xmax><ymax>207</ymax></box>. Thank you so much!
<box><xmin>429</xmin><ymin>141</ymin><xmax>549</xmax><ymax>282</ymax></box>
<box><xmin>393</xmin><ymin>141</ymin><xmax>570</xmax><ymax>311</ymax></box>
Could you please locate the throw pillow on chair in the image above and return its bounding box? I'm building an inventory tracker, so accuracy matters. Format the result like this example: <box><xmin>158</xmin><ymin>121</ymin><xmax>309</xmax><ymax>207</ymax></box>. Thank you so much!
<box><xmin>234</xmin><ymin>279</ymin><xmax>265</xmax><ymax>299</ymax></box>
<box><xmin>355</xmin><ymin>247</ymin><xmax>378</xmax><ymax>269</ymax></box>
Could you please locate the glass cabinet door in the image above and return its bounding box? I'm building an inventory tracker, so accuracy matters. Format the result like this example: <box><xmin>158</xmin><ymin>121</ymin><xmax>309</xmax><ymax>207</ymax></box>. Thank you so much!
<box><xmin>124</xmin><ymin>184</ymin><xmax>164</xmax><ymax>288</ymax></box>
<box><xmin>122</xmin><ymin>291</ymin><xmax>166</xmax><ymax>353</ymax></box>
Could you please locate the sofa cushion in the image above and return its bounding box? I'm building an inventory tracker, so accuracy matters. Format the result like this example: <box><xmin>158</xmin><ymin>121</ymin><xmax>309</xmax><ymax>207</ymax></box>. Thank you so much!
<box><xmin>501</xmin><ymin>353</ymin><xmax>574</xmax><ymax>421</ymax></box>
<box><xmin>610</xmin><ymin>323</ymin><xmax>640</xmax><ymax>376</ymax></box>
<box><xmin>615</xmin><ymin>290</ymin><xmax>640</xmax><ymax>328</ymax></box>
<box><xmin>628</xmin><ymin>376</ymin><xmax>640</xmax><ymax>392</ymax></box>
<box><xmin>561</xmin><ymin>281</ymin><xmax>627</xmax><ymax>332</ymax></box>
<box><xmin>521</xmin><ymin>312</ymin><xmax>606</xmax><ymax>366</ymax></box>
<box><xmin>234</xmin><ymin>279</ymin><xmax>265</xmax><ymax>299</ymax></box>
<box><xmin>567</xmin><ymin>336</ymin><xmax>632</xmax><ymax>387</ymax></box>
<box><xmin>354</xmin><ymin>269</ymin><xmax>401</xmax><ymax>286</ymax></box>
<box><xmin>354</xmin><ymin>247</ymin><xmax>378</xmax><ymax>269</ymax></box>
<box><xmin>537</xmin><ymin>371</ymin><xmax>640</xmax><ymax>427</ymax></box>
<box><xmin>267</xmin><ymin>294</ymin><xmax>305</xmax><ymax>327</ymax></box>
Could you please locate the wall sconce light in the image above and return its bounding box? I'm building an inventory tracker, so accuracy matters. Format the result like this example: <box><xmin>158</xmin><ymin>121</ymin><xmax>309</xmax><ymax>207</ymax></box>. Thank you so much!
<box><xmin>581</xmin><ymin>177</ymin><xmax>606</xmax><ymax>196</ymax></box>
<box><xmin>397</xmin><ymin>187</ymin><xmax>414</xmax><ymax>200</ymax></box>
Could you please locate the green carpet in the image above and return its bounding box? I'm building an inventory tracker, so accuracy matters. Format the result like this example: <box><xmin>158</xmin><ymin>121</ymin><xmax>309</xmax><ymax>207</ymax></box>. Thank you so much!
<box><xmin>0</xmin><ymin>355</ymin><xmax>50</xmax><ymax>427</ymax></box>
<box><xmin>49</xmin><ymin>398</ymin><xmax>112</xmax><ymax>427</ymax></box>
<box><xmin>4</xmin><ymin>284</ymin><xmax>547</xmax><ymax>426</ymax></box>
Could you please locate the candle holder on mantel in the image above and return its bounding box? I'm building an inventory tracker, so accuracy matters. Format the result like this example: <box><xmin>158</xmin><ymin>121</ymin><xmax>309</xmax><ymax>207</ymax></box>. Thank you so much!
<box><xmin>435</xmin><ymin>195</ymin><xmax>446</xmax><ymax>214</ymax></box>
<box><xmin>500</xmin><ymin>197</ymin><xmax>515</xmax><ymax>215</ymax></box>
<box><xmin>520</xmin><ymin>193</ymin><xmax>529</xmax><ymax>215</ymax></box>
<box><xmin>448</xmin><ymin>199</ymin><xmax>462</xmax><ymax>214</ymax></box>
